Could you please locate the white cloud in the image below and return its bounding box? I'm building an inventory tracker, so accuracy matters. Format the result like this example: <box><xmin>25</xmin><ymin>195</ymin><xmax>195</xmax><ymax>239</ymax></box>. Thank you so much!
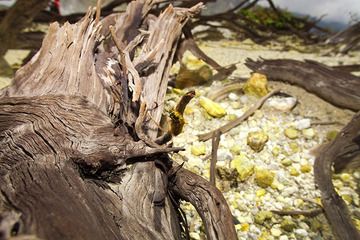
<box><xmin>261</xmin><ymin>0</ymin><xmax>360</xmax><ymax>24</ymax></box>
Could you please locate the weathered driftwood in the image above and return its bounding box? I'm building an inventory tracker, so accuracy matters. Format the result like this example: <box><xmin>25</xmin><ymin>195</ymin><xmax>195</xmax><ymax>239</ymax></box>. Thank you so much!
<box><xmin>314</xmin><ymin>111</ymin><xmax>360</xmax><ymax>240</ymax></box>
<box><xmin>0</xmin><ymin>1</ymin><xmax>236</xmax><ymax>239</ymax></box>
<box><xmin>245</xmin><ymin>58</ymin><xmax>360</xmax><ymax>111</ymax></box>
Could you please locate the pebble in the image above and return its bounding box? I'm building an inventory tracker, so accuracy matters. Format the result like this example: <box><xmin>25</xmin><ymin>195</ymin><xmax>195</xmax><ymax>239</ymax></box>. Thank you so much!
<box><xmin>284</xmin><ymin>128</ymin><xmax>299</xmax><ymax>139</ymax></box>
<box><xmin>302</xmin><ymin>128</ymin><xmax>315</xmax><ymax>139</ymax></box>
<box><xmin>300</xmin><ymin>164</ymin><xmax>312</xmax><ymax>173</ymax></box>
<box><xmin>281</xmin><ymin>158</ymin><xmax>292</xmax><ymax>167</ymax></box>
<box><xmin>217</xmin><ymin>149</ymin><xmax>233</xmax><ymax>161</ymax></box>
<box><xmin>294</xmin><ymin>119</ymin><xmax>311</xmax><ymax>130</ymax></box>
<box><xmin>279</xmin><ymin>235</ymin><xmax>289</xmax><ymax>240</ymax></box>
<box><xmin>281</xmin><ymin>218</ymin><xmax>297</xmax><ymax>232</ymax></box>
<box><xmin>294</xmin><ymin>228</ymin><xmax>308</xmax><ymax>237</ymax></box>
<box><xmin>198</xmin><ymin>96</ymin><xmax>226</xmax><ymax>118</ymax></box>
<box><xmin>270</xmin><ymin>227</ymin><xmax>282</xmax><ymax>237</ymax></box>
<box><xmin>228</xmin><ymin>92</ymin><xmax>239</xmax><ymax>101</ymax></box>
<box><xmin>243</xmin><ymin>73</ymin><xmax>269</xmax><ymax>97</ymax></box>
<box><xmin>191</xmin><ymin>143</ymin><xmax>206</xmax><ymax>156</ymax></box>
<box><xmin>266</xmin><ymin>96</ymin><xmax>297</xmax><ymax>112</ymax></box>
<box><xmin>247</xmin><ymin>131</ymin><xmax>269</xmax><ymax>152</ymax></box>
<box><xmin>255</xmin><ymin>168</ymin><xmax>275</xmax><ymax>188</ymax></box>
<box><xmin>254</xmin><ymin>211</ymin><xmax>273</xmax><ymax>224</ymax></box>
<box><xmin>231</xmin><ymin>155</ymin><xmax>254</xmax><ymax>181</ymax></box>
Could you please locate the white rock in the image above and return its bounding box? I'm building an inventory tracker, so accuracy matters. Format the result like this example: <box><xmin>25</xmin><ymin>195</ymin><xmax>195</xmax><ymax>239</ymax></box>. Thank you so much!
<box><xmin>294</xmin><ymin>119</ymin><xmax>311</xmax><ymax>130</ymax></box>
<box><xmin>294</xmin><ymin>228</ymin><xmax>308</xmax><ymax>237</ymax></box>
<box><xmin>228</xmin><ymin>92</ymin><xmax>239</xmax><ymax>101</ymax></box>
<box><xmin>271</xmin><ymin>227</ymin><xmax>282</xmax><ymax>237</ymax></box>
<box><xmin>283</xmin><ymin>186</ymin><xmax>298</xmax><ymax>196</ymax></box>
<box><xmin>279</xmin><ymin>235</ymin><xmax>289</xmax><ymax>240</ymax></box>
<box><xmin>266</xmin><ymin>96</ymin><xmax>297</xmax><ymax>112</ymax></box>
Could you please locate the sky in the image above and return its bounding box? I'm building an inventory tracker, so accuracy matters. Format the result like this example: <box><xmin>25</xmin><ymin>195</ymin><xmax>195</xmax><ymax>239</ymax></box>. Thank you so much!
<box><xmin>259</xmin><ymin>0</ymin><xmax>360</xmax><ymax>26</ymax></box>
<box><xmin>203</xmin><ymin>0</ymin><xmax>360</xmax><ymax>29</ymax></box>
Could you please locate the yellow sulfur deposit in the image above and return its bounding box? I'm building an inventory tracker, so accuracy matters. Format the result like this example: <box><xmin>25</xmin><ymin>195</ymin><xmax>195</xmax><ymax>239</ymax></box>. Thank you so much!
<box><xmin>243</xmin><ymin>73</ymin><xmax>269</xmax><ymax>97</ymax></box>
<box><xmin>255</xmin><ymin>168</ymin><xmax>275</xmax><ymax>188</ymax></box>
<box><xmin>231</xmin><ymin>154</ymin><xmax>254</xmax><ymax>181</ymax></box>
<box><xmin>198</xmin><ymin>96</ymin><xmax>226</xmax><ymax>118</ymax></box>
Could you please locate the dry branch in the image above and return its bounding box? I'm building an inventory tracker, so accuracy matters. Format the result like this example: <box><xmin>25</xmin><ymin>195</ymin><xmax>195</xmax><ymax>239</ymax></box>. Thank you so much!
<box><xmin>314</xmin><ymin>111</ymin><xmax>360</xmax><ymax>240</ymax></box>
<box><xmin>246</xmin><ymin>58</ymin><xmax>360</xmax><ymax>111</ymax></box>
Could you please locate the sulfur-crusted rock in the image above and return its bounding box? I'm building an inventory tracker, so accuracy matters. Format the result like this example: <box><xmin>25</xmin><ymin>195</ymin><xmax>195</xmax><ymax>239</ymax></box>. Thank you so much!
<box><xmin>247</xmin><ymin>131</ymin><xmax>269</xmax><ymax>152</ymax></box>
<box><xmin>243</xmin><ymin>73</ymin><xmax>269</xmax><ymax>97</ymax></box>
<box><xmin>198</xmin><ymin>96</ymin><xmax>226</xmax><ymax>118</ymax></box>
<box><xmin>255</xmin><ymin>168</ymin><xmax>275</xmax><ymax>188</ymax></box>
<box><xmin>191</xmin><ymin>143</ymin><xmax>206</xmax><ymax>156</ymax></box>
<box><xmin>231</xmin><ymin>154</ymin><xmax>254</xmax><ymax>181</ymax></box>
<box><xmin>281</xmin><ymin>218</ymin><xmax>297</xmax><ymax>232</ymax></box>
<box><xmin>255</xmin><ymin>211</ymin><xmax>273</xmax><ymax>224</ymax></box>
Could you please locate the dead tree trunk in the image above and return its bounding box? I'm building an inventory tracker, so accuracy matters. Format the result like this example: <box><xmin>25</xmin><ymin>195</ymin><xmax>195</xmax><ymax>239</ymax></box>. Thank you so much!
<box><xmin>0</xmin><ymin>1</ymin><xmax>236</xmax><ymax>240</ymax></box>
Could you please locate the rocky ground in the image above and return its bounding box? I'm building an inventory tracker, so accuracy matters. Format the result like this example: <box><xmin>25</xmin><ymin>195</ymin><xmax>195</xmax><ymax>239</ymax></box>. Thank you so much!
<box><xmin>1</xmin><ymin>37</ymin><xmax>359</xmax><ymax>240</ymax></box>
<box><xmin>166</xmin><ymin>39</ymin><xmax>360</xmax><ymax>239</ymax></box>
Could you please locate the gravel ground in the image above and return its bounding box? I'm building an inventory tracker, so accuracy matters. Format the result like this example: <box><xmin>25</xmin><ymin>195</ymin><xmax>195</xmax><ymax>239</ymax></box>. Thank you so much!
<box><xmin>166</xmin><ymin>39</ymin><xmax>360</xmax><ymax>240</ymax></box>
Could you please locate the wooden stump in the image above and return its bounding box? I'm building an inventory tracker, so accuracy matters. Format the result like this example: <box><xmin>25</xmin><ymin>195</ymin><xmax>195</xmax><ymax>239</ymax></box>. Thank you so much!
<box><xmin>0</xmin><ymin>1</ymin><xmax>236</xmax><ymax>239</ymax></box>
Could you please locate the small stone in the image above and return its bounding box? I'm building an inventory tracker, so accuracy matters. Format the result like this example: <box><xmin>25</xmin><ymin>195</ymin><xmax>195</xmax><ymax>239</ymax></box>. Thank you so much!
<box><xmin>243</xmin><ymin>73</ymin><xmax>269</xmax><ymax>97</ymax></box>
<box><xmin>289</xmin><ymin>167</ymin><xmax>300</xmax><ymax>176</ymax></box>
<box><xmin>266</xmin><ymin>96</ymin><xmax>297</xmax><ymax>112</ymax></box>
<box><xmin>272</xmin><ymin>146</ymin><xmax>281</xmax><ymax>156</ymax></box>
<box><xmin>294</xmin><ymin>228</ymin><xmax>308</xmax><ymax>237</ymax></box>
<box><xmin>270</xmin><ymin>227</ymin><xmax>282</xmax><ymax>237</ymax></box>
<box><xmin>230</xmin><ymin>145</ymin><xmax>242</xmax><ymax>155</ymax></box>
<box><xmin>191</xmin><ymin>143</ymin><xmax>206</xmax><ymax>156</ymax></box>
<box><xmin>326</xmin><ymin>130</ymin><xmax>338</xmax><ymax>141</ymax></box>
<box><xmin>300</xmin><ymin>164</ymin><xmax>312</xmax><ymax>173</ymax></box>
<box><xmin>228</xmin><ymin>92</ymin><xmax>239</xmax><ymax>101</ymax></box>
<box><xmin>302</xmin><ymin>128</ymin><xmax>315</xmax><ymax>139</ymax></box>
<box><xmin>284</xmin><ymin>128</ymin><xmax>299</xmax><ymax>139</ymax></box>
<box><xmin>289</xmin><ymin>142</ymin><xmax>300</xmax><ymax>153</ymax></box>
<box><xmin>231</xmin><ymin>155</ymin><xmax>254</xmax><ymax>181</ymax></box>
<box><xmin>281</xmin><ymin>218</ymin><xmax>297</xmax><ymax>232</ymax></box>
<box><xmin>281</xmin><ymin>159</ymin><xmax>293</xmax><ymax>167</ymax></box>
<box><xmin>340</xmin><ymin>173</ymin><xmax>352</xmax><ymax>182</ymax></box>
<box><xmin>258</xmin><ymin>230</ymin><xmax>271</xmax><ymax>240</ymax></box>
<box><xmin>247</xmin><ymin>131</ymin><xmax>269</xmax><ymax>152</ymax></box>
<box><xmin>256</xmin><ymin>189</ymin><xmax>267</xmax><ymax>197</ymax></box>
<box><xmin>198</xmin><ymin>96</ymin><xmax>226</xmax><ymax>118</ymax></box>
<box><xmin>254</xmin><ymin>211</ymin><xmax>273</xmax><ymax>225</ymax></box>
<box><xmin>255</xmin><ymin>168</ymin><xmax>275</xmax><ymax>188</ymax></box>
<box><xmin>294</xmin><ymin>119</ymin><xmax>311</xmax><ymax>130</ymax></box>
<box><xmin>240</xmin><ymin>223</ymin><xmax>250</xmax><ymax>232</ymax></box>
<box><xmin>279</xmin><ymin>235</ymin><xmax>289</xmax><ymax>240</ymax></box>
